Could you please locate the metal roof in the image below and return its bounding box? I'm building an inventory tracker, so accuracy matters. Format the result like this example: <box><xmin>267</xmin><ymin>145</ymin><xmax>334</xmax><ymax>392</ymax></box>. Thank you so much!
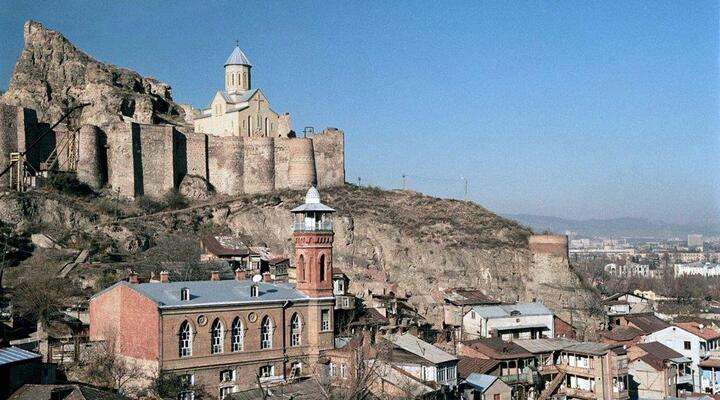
<box><xmin>464</xmin><ymin>373</ymin><xmax>499</xmax><ymax>391</ymax></box>
<box><xmin>225</xmin><ymin>46</ymin><xmax>252</xmax><ymax>66</ymax></box>
<box><xmin>470</xmin><ymin>302</ymin><xmax>553</xmax><ymax>319</ymax></box>
<box><xmin>514</xmin><ymin>338</ymin><xmax>578</xmax><ymax>353</ymax></box>
<box><xmin>122</xmin><ymin>280</ymin><xmax>312</xmax><ymax>308</ymax></box>
<box><xmin>390</xmin><ymin>332</ymin><xmax>457</xmax><ymax>364</ymax></box>
<box><xmin>0</xmin><ymin>346</ymin><xmax>41</xmax><ymax>366</ymax></box>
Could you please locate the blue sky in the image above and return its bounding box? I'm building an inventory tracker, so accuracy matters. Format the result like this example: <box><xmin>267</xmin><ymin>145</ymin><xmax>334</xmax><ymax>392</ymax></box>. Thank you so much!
<box><xmin>1</xmin><ymin>1</ymin><xmax>718</xmax><ymax>225</ymax></box>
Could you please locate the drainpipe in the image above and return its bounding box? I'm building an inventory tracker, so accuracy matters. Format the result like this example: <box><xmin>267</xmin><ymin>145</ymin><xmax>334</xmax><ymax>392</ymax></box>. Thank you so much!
<box><xmin>282</xmin><ymin>300</ymin><xmax>292</xmax><ymax>380</ymax></box>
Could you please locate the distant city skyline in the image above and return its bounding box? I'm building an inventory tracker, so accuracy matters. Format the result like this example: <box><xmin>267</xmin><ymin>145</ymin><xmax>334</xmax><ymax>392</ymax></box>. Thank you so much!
<box><xmin>1</xmin><ymin>1</ymin><xmax>717</xmax><ymax>225</ymax></box>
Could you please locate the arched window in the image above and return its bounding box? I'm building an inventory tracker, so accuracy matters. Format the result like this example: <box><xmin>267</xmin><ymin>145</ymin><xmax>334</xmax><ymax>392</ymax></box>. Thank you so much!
<box><xmin>264</xmin><ymin>117</ymin><xmax>269</xmax><ymax>135</ymax></box>
<box><xmin>211</xmin><ymin>319</ymin><xmax>223</xmax><ymax>354</ymax></box>
<box><xmin>247</xmin><ymin>116</ymin><xmax>251</xmax><ymax>136</ymax></box>
<box><xmin>319</xmin><ymin>254</ymin><xmax>326</xmax><ymax>282</ymax></box>
<box><xmin>243</xmin><ymin>72</ymin><xmax>248</xmax><ymax>88</ymax></box>
<box><xmin>297</xmin><ymin>255</ymin><xmax>305</xmax><ymax>282</ymax></box>
<box><xmin>231</xmin><ymin>73</ymin><xmax>235</xmax><ymax>86</ymax></box>
<box><xmin>290</xmin><ymin>313</ymin><xmax>302</xmax><ymax>347</ymax></box>
<box><xmin>261</xmin><ymin>316</ymin><xmax>273</xmax><ymax>349</ymax></box>
<box><xmin>231</xmin><ymin>317</ymin><xmax>244</xmax><ymax>352</ymax></box>
<box><xmin>179</xmin><ymin>321</ymin><xmax>192</xmax><ymax>357</ymax></box>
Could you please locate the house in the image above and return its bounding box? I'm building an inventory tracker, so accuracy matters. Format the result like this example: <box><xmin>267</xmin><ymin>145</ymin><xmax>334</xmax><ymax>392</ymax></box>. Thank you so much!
<box><xmin>8</xmin><ymin>384</ymin><xmax>126</xmax><ymax>400</ymax></box>
<box><xmin>457</xmin><ymin>338</ymin><xmax>537</xmax><ymax>398</ymax></box>
<box><xmin>461</xmin><ymin>373</ymin><xmax>512</xmax><ymax>400</ymax></box>
<box><xmin>443</xmin><ymin>288</ymin><xmax>500</xmax><ymax>341</ymax></box>
<box><xmin>609</xmin><ymin>313</ymin><xmax>669</xmax><ymax>335</ymax></box>
<box><xmin>627</xmin><ymin>341</ymin><xmax>693</xmax><ymax>399</ymax></box>
<box><xmin>384</xmin><ymin>332</ymin><xmax>459</xmax><ymax>389</ymax></box>
<box><xmin>599</xmin><ymin>326</ymin><xmax>647</xmax><ymax>346</ymax></box>
<box><xmin>200</xmin><ymin>235</ymin><xmax>289</xmax><ymax>279</ymax></box>
<box><xmin>554</xmin><ymin>316</ymin><xmax>577</xmax><ymax>339</ymax></box>
<box><xmin>602</xmin><ymin>292</ymin><xmax>654</xmax><ymax>317</ymax></box>
<box><xmin>645</xmin><ymin>323</ymin><xmax>720</xmax><ymax>391</ymax></box>
<box><xmin>553</xmin><ymin>342</ymin><xmax>630</xmax><ymax>400</ymax></box>
<box><xmin>332</xmin><ymin>270</ymin><xmax>355</xmax><ymax>311</ymax></box>
<box><xmin>462</xmin><ymin>302</ymin><xmax>554</xmax><ymax>341</ymax></box>
<box><xmin>0</xmin><ymin>347</ymin><xmax>45</xmax><ymax>399</ymax></box>
<box><xmin>89</xmin><ymin>187</ymin><xmax>338</xmax><ymax>398</ymax></box>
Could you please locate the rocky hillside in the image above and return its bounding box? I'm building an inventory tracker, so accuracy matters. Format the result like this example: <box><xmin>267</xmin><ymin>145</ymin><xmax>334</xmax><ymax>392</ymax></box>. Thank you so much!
<box><xmin>0</xmin><ymin>185</ymin><xmax>603</xmax><ymax>336</ymax></box>
<box><xmin>2</xmin><ymin>21</ymin><xmax>186</xmax><ymax>127</ymax></box>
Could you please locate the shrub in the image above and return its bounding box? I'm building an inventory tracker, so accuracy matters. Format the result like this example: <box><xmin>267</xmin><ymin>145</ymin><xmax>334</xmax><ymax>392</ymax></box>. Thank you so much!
<box><xmin>46</xmin><ymin>172</ymin><xmax>94</xmax><ymax>197</ymax></box>
<box><xmin>95</xmin><ymin>197</ymin><xmax>125</xmax><ymax>218</ymax></box>
<box><xmin>135</xmin><ymin>196</ymin><xmax>163</xmax><ymax>214</ymax></box>
<box><xmin>162</xmin><ymin>190</ymin><xmax>187</xmax><ymax>210</ymax></box>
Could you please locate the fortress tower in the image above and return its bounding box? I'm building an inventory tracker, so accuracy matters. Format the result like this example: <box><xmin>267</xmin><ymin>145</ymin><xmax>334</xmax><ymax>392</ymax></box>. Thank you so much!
<box><xmin>292</xmin><ymin>187</ymin><xmax>335</xmax><ymax>298</ymax></box>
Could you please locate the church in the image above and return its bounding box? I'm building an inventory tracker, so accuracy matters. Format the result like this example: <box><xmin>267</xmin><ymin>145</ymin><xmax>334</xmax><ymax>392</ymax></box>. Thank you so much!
<box><xmin>193</xmin><ymin>45</ymin><xmax>291</xmax><ymax>138</ymax></box>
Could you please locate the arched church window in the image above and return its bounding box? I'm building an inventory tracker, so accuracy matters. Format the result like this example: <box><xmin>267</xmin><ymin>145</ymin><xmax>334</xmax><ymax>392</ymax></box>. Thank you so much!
<box><xmin>261</xmin><ymin>316</ymin><xmax>273</xmax><ymax>349</ymax></box>
<box><xmin>290</xmin><ymin>313</ymin><xmax>302</xmax><ymax>347</ymax></box>
<box><xmin>265</xmin><ymin>118</ymin><xmax>269</xmax><ymax>135</ymax></box>
<box><xmin>179</xmin><ymin>320</ymin><xmax>192</xmax><ymax>357</ymax></box>
<box><xmin>211</xmin><ymin>319</ymin><xmax>223</xmax><ymax>354</ymax></box>
<box><xmin>231</xmin><ymin>317</ymin><xmax>244</xmax><ymax>352</ymax></box>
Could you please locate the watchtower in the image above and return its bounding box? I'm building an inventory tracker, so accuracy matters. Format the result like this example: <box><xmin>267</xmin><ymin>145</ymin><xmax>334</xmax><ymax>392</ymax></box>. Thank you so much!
<box><xmin>291</xmin><ymin>186</ymin><xmax>335</xmax><ymax>297</ymax></box>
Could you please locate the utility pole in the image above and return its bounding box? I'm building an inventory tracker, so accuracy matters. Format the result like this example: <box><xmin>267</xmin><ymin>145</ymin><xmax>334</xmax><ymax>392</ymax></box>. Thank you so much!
<box><xmin>461</xmin><ymin>176</ymin><xmax>468</xmax><ymax>201</ymax></box>
<box><xmin>402</xmin><ymin>174</ymin><xmax>406</xmax><ymax>190</ymax></box>
<box><xmin>357</xmin><ymin>177</ymin><xmax>361</xmax><ymax>186</ymax></box>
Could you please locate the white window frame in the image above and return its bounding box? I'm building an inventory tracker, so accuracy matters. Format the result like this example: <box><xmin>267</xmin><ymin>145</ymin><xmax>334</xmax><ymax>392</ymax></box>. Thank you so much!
<box><xmin>231</xmin><ymin>318</ymin><xmax>244</xmax><ymax>352</ymax></box>
<box><xmin>211</xmin><ymin>319</ymin><xmax>224</xmax><ymax>354</ymax></box>
<box><xmin>321</xmin><ymin>309</ymin><xmax>331</xmax><ymax>331</ymax></box>
<box><xmin>261</xmin><ymin>317</ymin><xmax>273</xmax><ymax>349</ymax></box>
<box><xmin>179</xmin><ymin>321</ymin><xmax>192</xmax><ymax>357</ymax></box>
<box><xmin>291</xmin><ymin>313</ymin><xmax>302</xmax><ymax>347</ymax></box>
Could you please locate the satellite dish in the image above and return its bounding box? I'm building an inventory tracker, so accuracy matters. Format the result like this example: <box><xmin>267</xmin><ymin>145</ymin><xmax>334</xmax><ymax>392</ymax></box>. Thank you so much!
<box><xmin>252</xmin><ymin>274</ymin><xmax>262</xmax><ymax>283</ymax></box>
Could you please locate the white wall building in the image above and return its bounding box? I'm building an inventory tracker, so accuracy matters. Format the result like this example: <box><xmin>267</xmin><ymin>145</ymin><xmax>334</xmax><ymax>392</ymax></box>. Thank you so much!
<box><xmin>462</xmin><ymin>302</ymin><xmax>554</xmax><ymax>341</ymax></box>
<box><xmin>674</xmin><ymin>262</ymin><xmax>720</xmax><ymax>278</ymax></box>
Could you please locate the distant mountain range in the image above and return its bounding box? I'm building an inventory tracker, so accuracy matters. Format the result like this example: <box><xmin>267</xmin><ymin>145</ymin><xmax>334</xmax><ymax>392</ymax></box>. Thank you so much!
<box><xmin>504</xmin><ymin>214</ymin><xmax>720</xmax><ymax>239</ymax></box>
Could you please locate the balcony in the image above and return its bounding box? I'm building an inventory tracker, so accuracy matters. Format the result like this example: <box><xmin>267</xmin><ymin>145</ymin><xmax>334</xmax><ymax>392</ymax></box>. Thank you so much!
<box><xmin>293</xmin><ymin>221</ymin><xmax>333</xmax><ymax>232</ymax></box>
<box><xmin>677</xmin><ymin>374</ymin><xmax>693</xmax><ymax>385</ymax></box>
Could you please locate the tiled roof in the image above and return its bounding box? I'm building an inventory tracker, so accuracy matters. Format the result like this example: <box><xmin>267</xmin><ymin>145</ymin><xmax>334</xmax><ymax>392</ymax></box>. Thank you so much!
<box><xmin>0</xmin><ymin>346</ymin><xmax>40</xmax><ymax>366</ymax></box>
<box><xmin>599</xmin><ymin>326</ymin><xmax>645</xmax><ymax>341</ymax></box>
<box><xmin>636</xmin><ymin>342</ymin><xmax>684</xmax><ymax>360</ymax></box>
<box><xmin>625</xmin><ymin>314</ymin><xmax>670</xmax><ymax>334</ymax></box>
<box><xmin>116</xmin><ymin>279</ymin><xmax>312</xmax><ymax>308</ymax></box>
<box><xmin>676</xmin><ymin>322</ymin><xmax>720</xmax><ymax>341</ymax></box>
<box><xmin>458</xmin><ymin>357</ymin><xmax>498</xmax><ymax>379</ymax></box>
<box><xmin>201</xmin><ymin>235</ymin><xmax>250</xmax><ymax>257</ymax></box>
<box><xmin>461</xmin><ymin>338</ymin><xmax>533</xmax><ymax>360</ymax></box>
<box><xmin>470</xmin><ymin>302</ymin><xmax>552</xmax><ymax>319</ymax></box>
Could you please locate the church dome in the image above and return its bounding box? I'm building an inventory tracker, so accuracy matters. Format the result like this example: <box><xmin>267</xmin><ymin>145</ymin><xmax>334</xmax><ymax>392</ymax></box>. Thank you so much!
<box><xmin>225</xmin><ymin>46</ymin><xmax>252</xmax><ymax>67</ymax></box>
<box><xmin>305</xmin><ymin>186</ymin><xmax>321</xmax><ymax>204</ymax></box>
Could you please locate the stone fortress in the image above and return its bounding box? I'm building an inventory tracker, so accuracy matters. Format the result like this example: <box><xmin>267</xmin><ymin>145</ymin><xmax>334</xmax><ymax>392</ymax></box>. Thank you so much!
<box><xmin>0</xmin><ymin>21</ymin><xmax>345</xmax><ymax>198</ymax></box>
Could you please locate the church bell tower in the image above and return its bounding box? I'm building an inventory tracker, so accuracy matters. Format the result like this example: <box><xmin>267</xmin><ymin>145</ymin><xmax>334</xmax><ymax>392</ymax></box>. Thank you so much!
<box><xmin>292</xmin><ymin>187</ymin><xmax>335</xmax><ymax>298</ymax></box>
<box><xmin>224</xmin><ymin>44</ymin><xmax>252</xmax><ymax>94</ymax></box>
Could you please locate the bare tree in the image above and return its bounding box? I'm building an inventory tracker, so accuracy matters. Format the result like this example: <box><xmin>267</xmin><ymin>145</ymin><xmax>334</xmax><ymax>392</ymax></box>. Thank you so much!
<box><xmin>82</xmin><ymin>334</ymin><xmax>148</xmax><ymax>396</ymax></box>
<box><xmin>12</xmin><ymin>268</ymin><xmax>79</xmax><ymax>323</ymax></box>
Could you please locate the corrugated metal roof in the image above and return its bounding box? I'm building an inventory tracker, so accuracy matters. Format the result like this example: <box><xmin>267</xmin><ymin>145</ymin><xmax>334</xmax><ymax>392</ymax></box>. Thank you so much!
<box><xmin>465</xmin><ymin>373</ymin><xmax>498</xmax><ymax>391</ymax></box>
<box><xmin>124</xmin><ymin>280</ymin><xmax>312</xmax><ymax>308</ymax></box>
<box><xmin>225</xmin><ymin>46</ymin><xmax>252</xmax><ymax>66</ymax></box>
<box><xmin>514</xmin><ymin>338</ymin><xmax>578</xmax><ymax>353</ymax></box>
<box><xmin>390</xmin><ymin>332</ymin><xmax>457</xmax><ymax>364</ymax></box>
<box><xmin>470</xmin><ymin>302</ymin><xmax>553</xmax><ymax>319</ymax></box>
<box><xmin>0</xmin><ymin>346</ymin><xmax>41</xmax><ymax>366</ymax></box>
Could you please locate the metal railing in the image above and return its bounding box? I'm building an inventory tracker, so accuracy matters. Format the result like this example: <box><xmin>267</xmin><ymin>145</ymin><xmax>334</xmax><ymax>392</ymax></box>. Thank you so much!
<box><xmin>293</xmin><ymin>221</ymin><xmax>333</xmax><ymax>232</ymax></box>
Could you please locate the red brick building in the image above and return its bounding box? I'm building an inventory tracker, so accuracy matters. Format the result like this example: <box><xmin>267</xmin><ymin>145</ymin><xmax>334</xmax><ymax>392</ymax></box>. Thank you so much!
<box><xmin>89</xmin><ymin>187</ymin><xmax>337</xmax><ymax>398</ymax></box>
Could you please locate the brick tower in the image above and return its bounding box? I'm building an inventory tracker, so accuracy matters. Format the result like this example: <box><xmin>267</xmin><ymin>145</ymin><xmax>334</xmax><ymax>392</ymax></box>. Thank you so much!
<box><xmin>292</xmin><ymin>186</ymin><xmax>335</xmax><ymax>297</ymax></box>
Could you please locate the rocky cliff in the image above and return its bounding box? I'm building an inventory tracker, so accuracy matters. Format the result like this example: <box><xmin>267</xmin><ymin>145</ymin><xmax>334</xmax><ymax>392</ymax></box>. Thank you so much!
<box><xmin>2</xmin><ymin>21</ymin><xmax>186</xmax><ymax>127</ymax></box>
<box><xmin>0</xmin><ymin>185</ymin><xmax>603</xmax><ymax>336</ymax></box>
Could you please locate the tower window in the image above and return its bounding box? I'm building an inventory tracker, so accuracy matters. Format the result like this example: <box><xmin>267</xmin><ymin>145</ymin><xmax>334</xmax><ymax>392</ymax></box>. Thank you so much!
<box><xmin>297</xmin><ymin>254</ymin><xmax>305</xmax><ymax>282</ymax></box>
<box><xmin>319</xmin><ymin>254</ymin><xmax>326</xmax><ymax>282</ymax></box>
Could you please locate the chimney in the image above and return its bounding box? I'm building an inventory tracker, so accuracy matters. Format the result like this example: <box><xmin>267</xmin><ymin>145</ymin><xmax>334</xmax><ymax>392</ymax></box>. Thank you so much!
<box><xmin>211</xmin><ymin>271</ymin><xmax>220</xmax><ymax>281</ymax></box>
<box><xmin>262</xmin><ymin>272</ymin><xmax>272</xmax><ymax>282</ymax></box>
<box><xmin>235</xmin><ymin>268</ymin><xmax>243</xmax><ymax>280</ymax></box>
<box><xmin>128</xmin><ymin>272</ymin><xmax>139</xmax><ymax>284</ymax></box>
<box><xmin>160</xmin><ymin>271</ymin><xmax>169</xmax><ymax>283</ymax></box>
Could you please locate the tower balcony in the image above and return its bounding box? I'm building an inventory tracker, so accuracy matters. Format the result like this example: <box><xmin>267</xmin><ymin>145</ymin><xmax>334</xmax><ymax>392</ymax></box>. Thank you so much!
<box><xmin>292</xmin><ymin>220</ymin><xmax>333</xmax><ymax>232</ymax></box>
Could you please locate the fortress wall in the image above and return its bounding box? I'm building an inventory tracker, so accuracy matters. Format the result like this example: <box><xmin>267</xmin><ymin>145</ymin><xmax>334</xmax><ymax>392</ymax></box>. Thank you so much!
<box><xmin>137</xmin><ymin>124</ymin><xmax>176</xmax><ymax>198</ymax></box>
<box><xmin>184</xmin><ymin>132</ymin><xmax>208</xmax><ymax>179</ymax></box>
<box><xmin>287</xmin><ymin>137</ymin><xmax>316</xmax><ymax>190</ymax></box>
<box><xmin>0</xmin><ymin>104</ymin><xmax>21</xmax><ymax>173</ymax></box>
<box><xmin>273</xmin><ymin>137</ymin><xmax>289</xmax><ymax>190</ymax></box>
<box><xmin>106</xmin><ymin>122</ymin><xmax>139</xmax><ymax>198</ymax></box>
<box><xmin>16</xmin><ymin>108</ymin><xmax>51</xmax><ymax>170</ymax></box>
<box><xmin>243</xmin><ymin>136</ymin><xmax>275</xmax><ymax>194</ymax></box>
<box><xmin>76</xmin><ymin>124</ymin><xmax>105</xmax><ymax>189</ymax></box>
<box><xmin>53</xmin><ymin>125</ymin><xmax>72</xmax><ymax>171</ymax></box>
<box><xmin>277</xmin><ymin>113</ymin><xmax>292</xmax><ymax>137</ymax></box>
<box><xmin>311</xmin><ymin>128</ymin><xmax>345</xmax><ymax>188</ymax></box>
<box><xmin>208</xmin><ymin>135</ymin><xmax>243</xmax><ymax>195</ymax></box>
<box><xmin>529</xmin><ymin>234</ymin><xmax>569</xmax><ymax>259</ymax></box>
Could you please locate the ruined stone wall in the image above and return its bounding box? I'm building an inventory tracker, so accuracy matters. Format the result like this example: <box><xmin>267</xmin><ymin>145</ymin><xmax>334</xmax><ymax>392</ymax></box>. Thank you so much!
<box><xmin>311</xmin><ymin>128</ymin><xmax>345</xmax><ymax>188</ymax></box>
<box><xmin>106</xmin><ymin>122</ymin><xmax>138</xmax><ymax>198</ymax></box>
<box><xmin>184</xmin><ymin>132</ymin><xmax>208</xmax><ymax>179</ymax></box>
<box><xmin>287</xmin><ymin>137</ymin><xmax>316</xmax><ymax>189</ymax></box>
<box><xmin>136</xmin><ymin>124</ymin><xmax>176</xmax><ymax>197</ymax></box>
<box><xmin>76</xmin><ymin>124</ymin><xmax>104</xmax><ymax>189</ymax></box>
<box><xmin>273</xmin><ymin>137</ymin><xmax>289</xmax><ymax>190</ymax></box>
<box><xmin>0</xmin><ymin>104</ymin><xmax>21</xmax><ymax>173</ymax></box>
<box><xmin>208</xmin><ymin>135</ymin><xmax>243</xmax><ymax>194</ymax></box>
<box><xmin>243</xmin><ymin>136</ymin><xmax>275</xmax><ymax>194</ymax></box>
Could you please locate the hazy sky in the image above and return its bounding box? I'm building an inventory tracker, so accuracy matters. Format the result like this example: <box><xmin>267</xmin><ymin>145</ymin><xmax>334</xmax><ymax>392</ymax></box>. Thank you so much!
<box><xmin>1</xmin><ymin>1</ymin><xmax>718</xmax><ymax>225</ymax></box>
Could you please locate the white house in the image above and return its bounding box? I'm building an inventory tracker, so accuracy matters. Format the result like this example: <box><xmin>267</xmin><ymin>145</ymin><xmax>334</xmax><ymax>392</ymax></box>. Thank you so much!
<box><xmin>386</xmin><ymin>332</ymin><xmax>459</xmax><ymax>388</ymax></box>
<box><xmin>645</xmin><ymin>323</ymin><xmax>720</xmax><ymax>390</ymax></box>
<box><xmin>462</xmin><ymin>302</ymin><xmax>554</xmax><ymax>341</ymax></box>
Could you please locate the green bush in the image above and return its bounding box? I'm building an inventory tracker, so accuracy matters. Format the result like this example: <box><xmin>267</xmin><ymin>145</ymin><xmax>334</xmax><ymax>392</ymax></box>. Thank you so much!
<box><xmin>46</xmin><ymin>172</ymin><xmax>94</xmax><ymax>197</ymax></box>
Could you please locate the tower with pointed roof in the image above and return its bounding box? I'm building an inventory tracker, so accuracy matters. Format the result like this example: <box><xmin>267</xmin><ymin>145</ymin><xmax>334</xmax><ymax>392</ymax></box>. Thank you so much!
<box><xmin>225</xmin><ymin>45</ymin><xmax>252</xmax><ymax>94</ymax></box>
<box><xmin>291</xmin><ymin>187</ymin><xmax>335</xmax><ymax>297</ymax></box>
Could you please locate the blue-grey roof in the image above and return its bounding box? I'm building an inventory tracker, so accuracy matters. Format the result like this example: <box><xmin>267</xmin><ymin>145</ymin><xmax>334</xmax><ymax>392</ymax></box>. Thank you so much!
<box><xmin>123</xmin><ymin>280</ymin><xmax>312</xmax><ymax>308</ymax></box>
<box><xmin>390</xmin><ymin>332</ymin><xmax>457</xmax><ymax>364</ymax></box>
<box><xmin>470</xmin><ymin>302</ymin><xmax>553</xmax><ymax>319</ymax></box>
<box><xmin>220</xmin><ymin>89</ymin><xmax>258</xmax><ymax>105</ymax></box>
<box><xmin>0</xmin><ymin>346</ymin><xmax>41</xmax><ymax>365</ymax></box>
<box><xmin>225</xmin><ymin>46</ymin><xmax>252</xmax><ymax>66</ymax></box>
<box><xmin>465</xmin><ymin>373</ymin><xmax>498</xmax><ymax>391</ymax></box>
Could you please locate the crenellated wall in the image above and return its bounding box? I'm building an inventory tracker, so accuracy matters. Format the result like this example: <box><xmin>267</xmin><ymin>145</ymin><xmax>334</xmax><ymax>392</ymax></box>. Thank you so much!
<box><xmin>0</xmin><ymin>103</ymin><xmax>345</xmax><ymax>198</ymax></box>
